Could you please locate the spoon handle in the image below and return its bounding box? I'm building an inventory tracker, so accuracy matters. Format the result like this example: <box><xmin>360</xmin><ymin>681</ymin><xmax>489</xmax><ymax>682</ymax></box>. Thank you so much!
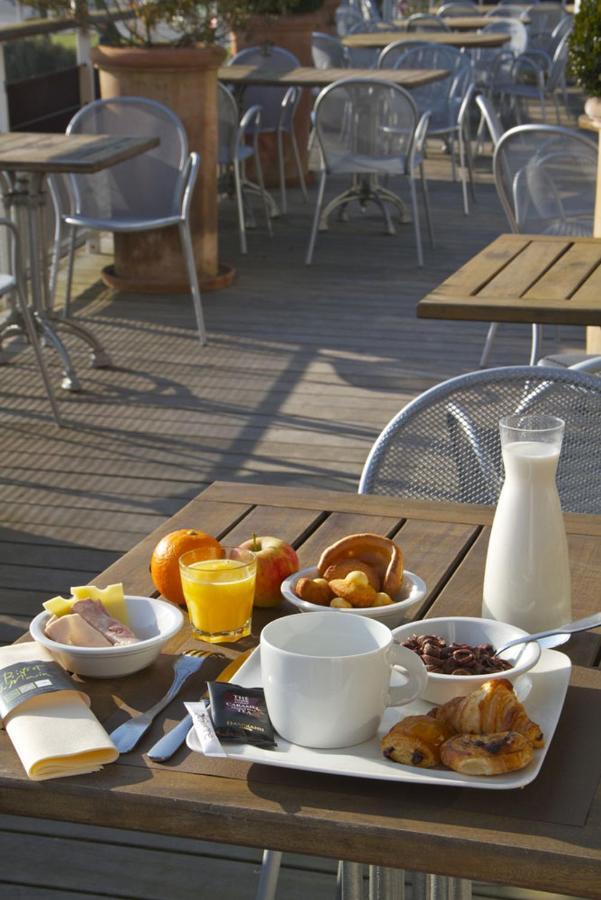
<box><xmin>498</xmin><ymin>611</ymin><xmax>601</xmax><ymax>655</ymax></box>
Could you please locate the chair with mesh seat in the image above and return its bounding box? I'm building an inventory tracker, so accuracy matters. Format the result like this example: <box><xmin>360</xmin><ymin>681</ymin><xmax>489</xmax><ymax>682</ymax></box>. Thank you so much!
<box><xmin>359</xmin><ymin>365</ymin><xmax>601</xmax><ymax>514</ymax></box>
<box><xmin>472</xmin><ymin>19</ymin><xmax>529</xmax><ymax>92</ymax></box>
<box><xmin>438</xmin><ymin>1</ymin><xmax>479</xmax><ymax>15</ymax></box>
<box><xmin>495</xmin><ymin>31</ymin><xmax>570</xmax><ymax>124</ymax></box>
<box><xmin>312</xmin><ymin>31</ymin><xmax>350</xmax><ymax>69</ymax></box>
<box><xmin>306</xmin><ymin>77</ymin><xmax>434</xmax><ymax>267</ymax></box>
<box><xmin>407</xmin><ymin>13</ymin><xmax>451</xmax><ymax>31</ymax></box>
<box><xmin>58</xmin><ymin>96</ymin><xmax>206</xmax><ymax>346</ymax></box>
<box><xmin>477</xmin><ymin>124</ymin><xmax>597</xmax><ymax>368</ymax></box>
<box><xmin>336</xmin><ymin>4</ymin><xmax>365</xmax><ymax>35</ymax></box>
<box><xmin>391</xmin><ymin>44</ymin><xmax>476</xmax><ymax>214</ymax></box>
<box><xmin>229</xmin><ymin>45</ymin><xmax>307</xmax><ymax>215</ymax></box>
<box><xmin>218</xmin><ymin>84</ymin><xmax>273</xmax><ymax>255</ymax></box>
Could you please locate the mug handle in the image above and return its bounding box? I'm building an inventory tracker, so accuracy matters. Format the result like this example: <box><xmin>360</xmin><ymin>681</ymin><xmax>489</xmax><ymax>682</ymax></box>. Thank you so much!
<box><xmin>387</xmin><ymin>643</ymin><xmax>428</xmax><ymax>706</ymax></box>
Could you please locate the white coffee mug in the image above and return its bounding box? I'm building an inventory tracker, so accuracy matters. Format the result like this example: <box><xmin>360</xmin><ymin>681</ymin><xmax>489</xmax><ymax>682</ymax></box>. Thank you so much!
<box><xmin>260</xmin><ymin>611</ymin><xmax>427</xmax><ymax>749</ymax></box>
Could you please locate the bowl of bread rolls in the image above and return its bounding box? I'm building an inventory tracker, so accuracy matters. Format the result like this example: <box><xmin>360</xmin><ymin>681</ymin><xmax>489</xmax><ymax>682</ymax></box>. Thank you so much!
<box><xmin>281</xmin><ymin>533</ymin><xmax>427</xmax><ymax>625</ymax></box>
<box><xmin>392</xmin><ymin>617</ymin><xmax>541</xmax><ymax>705</ymax></box>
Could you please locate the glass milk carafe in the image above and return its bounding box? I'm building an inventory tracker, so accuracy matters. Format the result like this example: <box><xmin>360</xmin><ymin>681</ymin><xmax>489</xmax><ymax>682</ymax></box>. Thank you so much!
<box><xmin>482</xmin><ymin>415</ymin><xmax>572</xmax><ymax>632</ymax></box>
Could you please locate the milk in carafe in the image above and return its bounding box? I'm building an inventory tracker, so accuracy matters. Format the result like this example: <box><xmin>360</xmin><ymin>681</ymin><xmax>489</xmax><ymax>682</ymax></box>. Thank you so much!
<box><xmin>482</xmin><ymin>416</ymin><xmax>571</xmax><ymax>632</ymax></box>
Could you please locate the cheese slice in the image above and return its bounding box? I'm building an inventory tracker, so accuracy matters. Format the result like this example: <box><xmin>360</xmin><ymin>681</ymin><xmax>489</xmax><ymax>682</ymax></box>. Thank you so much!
<box><xmin>43</xmin><ymin>583</ymin><xmax>129</xmax><ymax>626</ymax></box>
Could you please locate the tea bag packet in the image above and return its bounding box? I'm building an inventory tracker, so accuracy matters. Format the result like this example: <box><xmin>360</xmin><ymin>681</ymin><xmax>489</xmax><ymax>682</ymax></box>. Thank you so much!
<box><xmin>0</xmin><ymin>642</ymin><xmax>118</xmax><ymax>780</ymax></box>
<box><xmin>207</xmin><ymin>682</ymin><xmax>277</xmax><ymax>748</ymax></box>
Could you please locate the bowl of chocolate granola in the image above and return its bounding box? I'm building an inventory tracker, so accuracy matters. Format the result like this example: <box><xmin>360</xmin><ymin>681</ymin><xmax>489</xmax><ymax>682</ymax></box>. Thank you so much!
<box><xmin>392</xmin><ymin>617</ymin><xmax>541</xmax><ymax>705</ymax></box>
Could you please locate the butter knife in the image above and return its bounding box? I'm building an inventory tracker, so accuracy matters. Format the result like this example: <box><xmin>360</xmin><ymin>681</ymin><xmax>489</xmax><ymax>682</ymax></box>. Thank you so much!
<box><xmin>146</xmin><ymin>648</ymin><xmax>253</xmax><ymax>762</ymax></box>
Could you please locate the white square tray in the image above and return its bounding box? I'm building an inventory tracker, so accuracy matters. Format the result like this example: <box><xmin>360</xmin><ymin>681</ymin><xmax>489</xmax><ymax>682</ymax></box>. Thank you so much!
<box><xmin>186</xmin><ymin>646</ymin><xmax>571</xmax><ymax>790</ymax></box>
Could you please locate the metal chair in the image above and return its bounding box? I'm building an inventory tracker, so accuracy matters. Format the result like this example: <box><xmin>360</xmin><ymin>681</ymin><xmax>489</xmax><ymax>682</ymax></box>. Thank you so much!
<box><xmin>438</xmin><ymin>1</ymin><xmax>479</xmax><ymax>14</ymax></box>
<box><xmin>58</xmin><ymin>96</ymin><xmax>206</xmax><ymax>346</ymax></box>
<box><xmin>218</xmin><ymin>83</ymin><xmax>273</xmax><ymax>255</ymax></box>
<box><xmin>0</xmin><ymin>217</ymin><xmax>62</xmax><ymax>426</ymax></box>
<box><xmin>479</xmin><ymin>124</ymin><xmax>597</xmax><ymax>368</ymax></box>
<box><xmin>306</xmin><ymin>77</ymin><xmax>434</xmax><ymax>267</ymax></box>
<box><xmin>471</xmin><ymin>19</ymin><xmax>528</xmax><ymax>99</ymax></box>
<box><xmin>229</xmin><ymin>45</ymin><xmax>307</xmax><ymax>215</ymax></box>
<box><xmin>495</xmin><ymin>31</ymin><xmax>571</xmax><ymax>124</ymax></box>
<box><xmin>392</xmin><ymin>44</ymin><xmax>476</xmax><ymax>214</ymax></box>
<box><xmin>526</xmin><ymin>3</ymin><xmax>569</xmax><ymax>53</ymax></box>
<box><xmin>377</xmin><ymin>38</ymin><xmax>433</xmax><ymax>67</ymax></box>
<box><xmin>485</xmin><ymin>5</ymin><xmax>530</xmax><ymax>18</ymax></box>
<box><xmin>407</xmin><ymin>13</ymin><xmax>451</xmax><ymax>30</ymax></box>
<box><xmin>475</xmin><ymin>92</ymin><xmax>504</xmax><ymax>147</ymax></box>
<box><xmin>312</xmin><ymin>31</ymin><xmax>350</xmax><ymax>69</ymax></box>
<box><xmin>359</xmin><ymin>365</ymin><xmax>601</xmax><ymax>514</ymax></box>
<box><xmin>335</xmin><ymin>5</ymin><xmax>365</xmax><ymax>35</ymax></box>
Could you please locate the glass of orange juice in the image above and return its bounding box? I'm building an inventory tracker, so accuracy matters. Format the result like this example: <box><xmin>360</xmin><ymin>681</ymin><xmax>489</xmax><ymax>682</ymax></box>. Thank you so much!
<box><xmin>179</xmin><ymin>547</ymin><xmax>257</xmax><ymax>643</ymax></box>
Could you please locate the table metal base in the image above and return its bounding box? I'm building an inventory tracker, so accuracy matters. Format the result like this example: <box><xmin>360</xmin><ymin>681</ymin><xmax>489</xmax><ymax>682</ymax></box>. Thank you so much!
<box><xmin>0</xmin><ymin>305</ymin><xmax>112</xmax><ymax>392</ymax></box>
<box><xmin>318</xmin><ymin>174</ymin><xmax>412</xmax><ymax>235</ymax></box>
<box><xmin>1</xmin><ymin>170</ymin><xmax>112</xmax><ymax>393</ymax></box>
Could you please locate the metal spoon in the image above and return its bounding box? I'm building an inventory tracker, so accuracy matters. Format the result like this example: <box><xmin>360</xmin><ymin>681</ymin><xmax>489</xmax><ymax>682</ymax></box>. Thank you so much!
<box><xmin>494</xmin><ymin>612</ymin><xmax>601</xmax><ymax>657</ymax></box>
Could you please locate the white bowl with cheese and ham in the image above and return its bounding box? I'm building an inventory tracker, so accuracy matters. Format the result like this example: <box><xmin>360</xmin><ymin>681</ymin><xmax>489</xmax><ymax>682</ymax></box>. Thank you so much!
<box><xmin>29</xmin><ymin>595</ymin><xmax>183</xmax><ymax>678</ymax></box>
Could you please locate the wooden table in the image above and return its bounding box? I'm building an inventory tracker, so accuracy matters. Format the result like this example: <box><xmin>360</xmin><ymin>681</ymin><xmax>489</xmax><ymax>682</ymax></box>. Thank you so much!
<box><xmin>343</xmin><ymin>31</ymin><xmax>511</xmax><ymax>50</ymax></box>
<box><xmin>1</xmin><ymin>481</ymin><xmax>600</xmax><ymax>898</ymax></box>
<box><xmin>395</xmin><ymin>15</ymin><xmax>529</xmax><ymax>29</ymax></box>
<box><xmin>0</xmin><ymin>132</ymin><xmax>158</xmax><ymax>395</ymax></box>
<box><xmin>219</xmin><ymin>65</ymin><xmax>449</xmax><ymax>90</ymax></box>
<box><xmin>417</xmin><ymin>233</ymin><xmax>601</xmax><ymax>326</ymax></box>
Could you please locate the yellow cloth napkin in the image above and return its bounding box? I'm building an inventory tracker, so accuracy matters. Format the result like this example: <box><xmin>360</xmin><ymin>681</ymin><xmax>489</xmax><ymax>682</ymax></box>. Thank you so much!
<box><xmin>0</xmin><ymin>642</ymin><xmax>118</xmax><ymax>781</ymax></box>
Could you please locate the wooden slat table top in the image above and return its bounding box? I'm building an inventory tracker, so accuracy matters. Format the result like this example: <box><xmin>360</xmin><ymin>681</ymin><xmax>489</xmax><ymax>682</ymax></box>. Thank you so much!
<box><xmin>343</xmin><ymin>30</ymin><xmax>510</xmax><ymax>48</ymax></box>
<box><xmin>1</xmin><ymin>482</ymin><xmax>600</xmax><ymax>898</ymax></box>
<box><xmin>0</xmin><ymin>133</ymin><xmax>159</xmax><ymax>174</ymax></box>
<box><xmin>417</xmin><ymin>233</ymin><xmax>601</xmax><ymax>326</ymax></box>
<box><xmin>395</xmin><ymin>14</ymin><xmax>529</xmax><ymax>29</ymax></box>
<box><xmin>218</xmin><ymin>65</ymin><xmax>449</xmax><ymax>89</ymax></box>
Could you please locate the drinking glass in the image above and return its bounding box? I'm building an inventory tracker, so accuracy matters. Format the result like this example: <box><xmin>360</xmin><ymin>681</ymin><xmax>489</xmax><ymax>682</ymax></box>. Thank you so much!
<box><xmin>179</xmin><ymin>547</ymin><xmax>256</xmax><ymax>643</ymax></box>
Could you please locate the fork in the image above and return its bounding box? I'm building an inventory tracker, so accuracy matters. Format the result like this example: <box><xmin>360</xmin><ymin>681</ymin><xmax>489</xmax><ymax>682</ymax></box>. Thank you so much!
<box><xmin>109</xmin><ymin>650</ymin><xmax>212</xmax><ymax>754</ymax></box>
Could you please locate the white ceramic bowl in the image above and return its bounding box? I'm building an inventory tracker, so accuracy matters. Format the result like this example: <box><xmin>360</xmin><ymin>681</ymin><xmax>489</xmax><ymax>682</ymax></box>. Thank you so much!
<box><xmin>29</xmin><ymin>595</ymin><xmax>184</xmax><ymax>679</ymax></box>
<box><xmin>281</xmin><ymin>566</ymin><xmax>427</xmax><ymax>626</ymax></box>
<box><xmin>392</xmin><ymin>616</ymin><xmax>541</xmax><ymax>705</ymax></box>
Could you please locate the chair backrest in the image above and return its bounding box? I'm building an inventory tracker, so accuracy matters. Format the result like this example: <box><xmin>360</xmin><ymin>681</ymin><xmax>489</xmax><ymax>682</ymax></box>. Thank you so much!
<box><xmin>229</xmin><ymin>45</ymin><xmax>300</xmax><ymax>131</ymax></box>
<box><xmin>66</xmin><ymin>96</ymin><xmax>187</xmax><ymax>222</ymax></box>
<box><xmin>312</xmin><ymin>31</ymin><xmax>348</xmax><ymax>68</ymax></box>
<box><xmin>493</xmin><ymin>124</ymin><xmax>596</xmax><ymax>236</ymax></box>
<box><xmin>482</xmin><ymin>18</ymin><xmax>529</xmax><ymax>54</ymax></box>
<box><xmin>314</xmin><ymin>78</ymin><xmax>419</xmax><ymax>172</ymax></box>
<box><xmin>407</xmin><ymin>13</ymin><xmax>451</xmax><ymax>31</ymax></box>
<box><xmin>391</xmin><ymin>44</ymin><xmax>472</xmax><ymax>125</ymax></box>
<box><xmin>547</xmin><ymin>30</ymin><xmax>570</xmax><ymax>91</ymax></box>
<box><xmin>336</xmin><ymin>5</ymin><xmax>364</xmax><ymax>35</ymax></box>
<box><xmin>218</xmin><ymin>83</ymin><xmax>239</xmax><ymax>166</ymax></box>
<box><xmin>526</xmin><ymin>3</ymin><xmax>567</xmax><ymax>37</ymax></box>
<box><xmin>358</xmin><ymin>366</ymin><xmax>601</xmax><ymax>514</ymax></box>
<box><xmin>475</xmin><ymin>93</ymin><xmax>504</xmax><ymax>147</ymax></box>
<box><xmin>486</xmin><ymin>5</ymin><xmax>529</xmax><ymax>18</ymax></box>
<box><xmin>438</xmin><ymin>1</ymin><xmax>478</xmax><ymax>14</ymax></box>
<box><xmin>378</xmin><ymin>38</ymin><xmax>432</xmax><ymax>67</ymax></box>
<box><xmin>549</xmin><ymin>14</ymin><xmax>573</xmax><ymax>51</ymax></box>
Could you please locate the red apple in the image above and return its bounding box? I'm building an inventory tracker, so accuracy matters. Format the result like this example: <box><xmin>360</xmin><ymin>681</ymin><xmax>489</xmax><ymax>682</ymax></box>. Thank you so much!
<box><xmin>238</xmin><ymin>535</ymin><xmax>299</xmax><ymax>608</ymax></box>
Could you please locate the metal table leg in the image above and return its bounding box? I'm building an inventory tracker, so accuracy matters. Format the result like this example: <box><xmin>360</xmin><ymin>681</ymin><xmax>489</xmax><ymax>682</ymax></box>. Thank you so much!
<box><xmin>2</xmin><ymin>171</ymin><xmax>113</xmax><ymax>392</ymax></box>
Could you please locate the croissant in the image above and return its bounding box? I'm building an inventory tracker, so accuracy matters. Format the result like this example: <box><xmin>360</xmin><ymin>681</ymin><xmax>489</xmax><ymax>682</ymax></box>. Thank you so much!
<box><xmin>440</xmin><ymin>731</ymin><xmax>534</xmax><ymax>776</ymax></box>
<box><xmin>435</xmin><ymin>679</ymin><xmax>544</xmax><ymax>748</ymax></box>
<box><xmin>380</xmin><ymin>715</ymin><xmax>454</xmax><ymax>768</ymax></box>
<box><xmin>317</xmin><ymin>533</ymin><xmax>404</xmax><ymax>596</ymax></box>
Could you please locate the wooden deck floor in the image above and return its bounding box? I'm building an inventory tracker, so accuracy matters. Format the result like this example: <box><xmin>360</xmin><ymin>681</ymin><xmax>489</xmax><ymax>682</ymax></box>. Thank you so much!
<box><xmin>0</xmin><ymin>147</ymin><xmax>586</xmax><ymax>644</ymax></box>
<box><xmin>0</xmin><ymin>139</ymin><xmax>588</xmax><ymax>900</ymax></box>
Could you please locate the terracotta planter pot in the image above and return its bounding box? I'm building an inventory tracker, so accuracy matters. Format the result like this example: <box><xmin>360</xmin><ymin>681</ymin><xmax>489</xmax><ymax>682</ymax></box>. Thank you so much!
<box><xmin>92</xmin><ymin>43</ymin><xmax>233</xmax><ymax>293</ymax></box>
<box><xmin>234</xmin><ymin>10</ymin><xmax>324</xmax><ymax>190</ymax></box>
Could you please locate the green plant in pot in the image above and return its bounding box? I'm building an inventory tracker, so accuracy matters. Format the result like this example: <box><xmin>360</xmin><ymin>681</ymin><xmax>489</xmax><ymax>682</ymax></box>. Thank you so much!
<box><xmin>569</xmin><ymin>0</ymin><xmax>601</xmax><ymax>122</ymax></box>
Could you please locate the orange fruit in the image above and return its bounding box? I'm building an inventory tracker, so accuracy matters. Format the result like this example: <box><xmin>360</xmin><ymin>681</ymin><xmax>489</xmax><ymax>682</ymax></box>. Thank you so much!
<box><xmin>150</xmin><ymin>529</ymin><xmax>223</xmax><ymax>606</ymax></box>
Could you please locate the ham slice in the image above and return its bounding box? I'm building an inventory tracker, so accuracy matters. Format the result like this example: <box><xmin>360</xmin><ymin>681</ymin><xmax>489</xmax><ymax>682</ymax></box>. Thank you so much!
<box><xmin>45</xmin><ymin>613</ymin><xmax>112</xmax><ymax>647</ymax></box>
<box><xmin>72</xmin><ymin>599</ymin><xmax>138</xmax><ymax>646</ymax></box>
